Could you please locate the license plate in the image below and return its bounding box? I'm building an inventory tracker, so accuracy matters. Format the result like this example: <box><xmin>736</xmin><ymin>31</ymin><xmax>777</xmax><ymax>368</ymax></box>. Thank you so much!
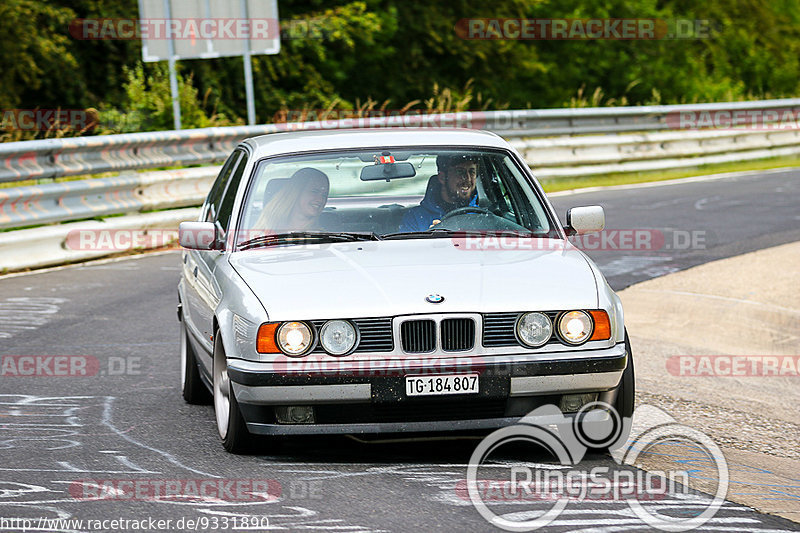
<box><xmin>405</xmin><ymin>374</ymin><xmax>479</xmax><ymax>397</ymax></box>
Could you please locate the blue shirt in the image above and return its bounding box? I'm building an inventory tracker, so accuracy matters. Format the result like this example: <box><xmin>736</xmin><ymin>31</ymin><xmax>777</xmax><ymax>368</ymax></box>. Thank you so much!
<box><xmin>399</xmin><ymin>176</ymin><xmax>479</xmax><ymax>232</ymax></box>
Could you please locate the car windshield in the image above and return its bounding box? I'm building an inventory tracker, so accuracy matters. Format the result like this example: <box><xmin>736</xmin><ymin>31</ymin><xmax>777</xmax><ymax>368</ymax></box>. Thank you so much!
<box><xmin>236</xmin><ymin>147</ymin><xmax>556</xmax><ymax>248</ymax></box>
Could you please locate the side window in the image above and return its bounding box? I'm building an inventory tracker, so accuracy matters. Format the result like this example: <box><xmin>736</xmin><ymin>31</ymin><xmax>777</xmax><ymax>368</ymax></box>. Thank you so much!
<box><xmin>203</xmin><ymin>151</ymin><xmax>242</xmax><ymax>223</ymax></box>
<box><xmin>481</xmin><ymin>158</ymin><xmax>515</xmax><ymax>215</ymax></box>
<box><xmin>216</xmin><ymin>152</ymin><xmax>249</xmax><ymax>233</ymax></box>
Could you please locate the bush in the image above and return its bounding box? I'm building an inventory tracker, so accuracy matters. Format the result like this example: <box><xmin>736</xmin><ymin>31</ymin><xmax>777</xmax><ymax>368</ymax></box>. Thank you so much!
<box><xmin>97</xmin><ymin>64</ymin><xmax>242</xmax><ymax>133</ymax></box>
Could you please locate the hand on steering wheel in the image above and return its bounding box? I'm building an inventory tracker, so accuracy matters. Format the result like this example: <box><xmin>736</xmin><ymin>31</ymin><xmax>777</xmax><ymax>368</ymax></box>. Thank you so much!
<box><xmin>435</xmin><ymin>206</ymin><xmax>493</xmax><ymax>225</ymax></box>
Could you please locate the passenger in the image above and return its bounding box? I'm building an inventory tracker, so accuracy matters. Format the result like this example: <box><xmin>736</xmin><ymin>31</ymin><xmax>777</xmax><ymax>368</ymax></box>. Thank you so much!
<box><xmin>255</xmin><ymin>168</ymin><xmax>330</xmax><ymax>231</ymax></box>
<box><xmin>399</xmin><ymin>154</ymin><xmax>479</xmax><ymax>232</ymax></box>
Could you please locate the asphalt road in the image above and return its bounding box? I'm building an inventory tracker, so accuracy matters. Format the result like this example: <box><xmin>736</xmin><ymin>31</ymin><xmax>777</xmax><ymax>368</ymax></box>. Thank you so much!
<box><xmin>0</xmin><ymin>169</ymin><xmax>798</xmax><ymax>532</ymax></box>
<box><xmin>549</xmin><ymin>168</ymin><xmax>800</xmax><ymax>290</ymax></box>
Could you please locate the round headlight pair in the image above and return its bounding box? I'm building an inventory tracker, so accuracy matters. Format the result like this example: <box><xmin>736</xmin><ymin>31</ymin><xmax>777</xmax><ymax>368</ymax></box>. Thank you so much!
<box><xmin>516</xmin><ymin>310</ymin><xmax>594</xmax><ymax>347</ymax></box>
<box><xmin>276</xmin><ymin>320</ymin><xmax>357</xmax><ymax>356</ymax></box>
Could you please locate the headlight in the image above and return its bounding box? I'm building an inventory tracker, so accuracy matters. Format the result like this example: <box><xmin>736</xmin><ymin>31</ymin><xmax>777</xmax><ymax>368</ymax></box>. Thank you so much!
<box><xmin>319</xmin><ymin>320</ymin><xmax>358</xmax><ymax>356</ymax></box>
<box><xmin>558</xmin><ymin>311</ymin><xmax>593</xmax><ymax>345</ymax></box>
<box><xmin>515</xmin><ymin>312</ymin><xmax>552</xmax><ymax>347</ymax></box>
<box><xmin>276</xmin><ymin>321</ymin><xmax>314</xmax><ymax>356</ymax></box>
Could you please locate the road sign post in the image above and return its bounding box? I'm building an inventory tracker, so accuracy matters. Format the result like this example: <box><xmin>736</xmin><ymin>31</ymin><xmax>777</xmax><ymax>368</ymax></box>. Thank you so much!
<box><xmin>138</xmin><ymin>0</ymin><xmax>280</xmax><ymax>129</ymax></box>
<box><xmin>162</xmin><ymin>0</ymin><xmax>181</xmax><ymax>130</ymax></box>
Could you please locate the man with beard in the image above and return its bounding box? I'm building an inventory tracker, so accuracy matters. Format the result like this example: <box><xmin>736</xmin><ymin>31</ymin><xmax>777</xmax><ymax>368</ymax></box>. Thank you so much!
<box><xmin>399</xmin><ymin>154</ymin><xmax>480</xmax><ymax>232</ymax></box>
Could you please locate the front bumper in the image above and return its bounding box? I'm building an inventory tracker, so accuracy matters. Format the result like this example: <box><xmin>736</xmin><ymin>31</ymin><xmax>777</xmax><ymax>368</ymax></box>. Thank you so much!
<box><xmin>228</xmin><ymin>343</ymin><xmax>627</xmax><ymax>435</ymax></box>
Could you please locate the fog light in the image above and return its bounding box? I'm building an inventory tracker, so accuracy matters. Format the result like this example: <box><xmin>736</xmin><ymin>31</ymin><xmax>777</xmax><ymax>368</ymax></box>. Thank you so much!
<box><xmin>559</xmin><ymin>393</ymin><xmax>598</xmax><ymax>413</ymax></box>
<box><xmin>275</xmin><ymin>406</ymin><xmax>315</xmax><ymax>424</ymax></box>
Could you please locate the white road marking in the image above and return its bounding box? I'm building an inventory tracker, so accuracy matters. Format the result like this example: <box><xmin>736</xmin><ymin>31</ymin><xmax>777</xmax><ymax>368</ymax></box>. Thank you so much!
<box><xmin>0</xmin><ymin>297</ymin><xmax>66</xmax><ymax>338</ymax></box>
<box><xmin>695</xmin><ymin>196</ymin><xmax>721</xmax><ymax>210</ymax></box>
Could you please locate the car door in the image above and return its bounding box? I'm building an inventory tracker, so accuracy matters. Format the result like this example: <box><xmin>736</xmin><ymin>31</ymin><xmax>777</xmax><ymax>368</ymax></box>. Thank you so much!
<box><xmin>183</xmin><ymin>150</ymin><xmax>243</xmax><ymax>370</ymax></box>
<box><xmin>192</xmin><ymin>149</ymin><xmax>250</xmax><ymax>375</ymax></box>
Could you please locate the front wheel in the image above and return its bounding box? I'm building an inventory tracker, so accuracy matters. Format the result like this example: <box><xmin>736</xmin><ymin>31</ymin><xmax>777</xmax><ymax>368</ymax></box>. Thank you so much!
<box><xmin>614</xmin><ymin>330</ymin><xmax>635</xmax><ymax>420</ymax></box>
<box><xmin>213</xmin><ymin>332</ymin><xmax>252</xmax><ymax>453</ymax></box>
<box><xmin>584</xmin><ymin>330</ymin><xmax>635</xmax><ymax>454</ymax></box>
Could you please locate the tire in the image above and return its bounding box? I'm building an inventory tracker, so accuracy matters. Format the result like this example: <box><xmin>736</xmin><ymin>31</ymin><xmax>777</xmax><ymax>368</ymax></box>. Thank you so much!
<box><xmin>180</xmin><ymin>321</ymin><xmax>211</xmax><ymax>404</ymax></box>
<box><xmin>614</xmin><ymin>330</ymin><xmax>636</xmax><ymax>420</ymax></box>
<box><xmin>584</xmin><ymin>330</ymin><xmax>635</xmax><ymax>454</ymax></box>
<box><xmin>213</xmin><ymin>332</ymin><xmax>252</xmax><ymax>453</ymax></box>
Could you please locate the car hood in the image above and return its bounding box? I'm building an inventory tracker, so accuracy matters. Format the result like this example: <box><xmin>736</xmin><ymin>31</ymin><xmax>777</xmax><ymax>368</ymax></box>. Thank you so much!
<box><xmin>229</xmin><ymin>239</ymin><xmax>598</xmax><ymax>321</ymax></box>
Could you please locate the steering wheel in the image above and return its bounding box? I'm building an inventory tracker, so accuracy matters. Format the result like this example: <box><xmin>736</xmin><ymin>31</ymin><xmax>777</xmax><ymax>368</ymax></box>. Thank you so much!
<box><xmin>436</xmin><ymin>206</ymin><xmax>493</xmax><ymax>224</ymax></box>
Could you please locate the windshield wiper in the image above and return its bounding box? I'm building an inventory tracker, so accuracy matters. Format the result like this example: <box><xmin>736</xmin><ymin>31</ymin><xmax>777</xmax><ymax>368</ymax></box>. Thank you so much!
<box><xmin>239</xmin><ymin>231</ymin><xmax>381</xmax><ymax>251</ymax></box>
<box><xmin>381</xmin><ymin>228</ymin><xmax>537</xmax><ymax>240</ymax></box>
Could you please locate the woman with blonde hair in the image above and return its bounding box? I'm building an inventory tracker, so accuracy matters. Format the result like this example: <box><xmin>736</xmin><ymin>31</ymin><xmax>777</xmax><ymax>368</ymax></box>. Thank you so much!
<box><xmin>255</xmin><ymin>167</ymin><xmax>330</xmax><ymax>231</ymax></box>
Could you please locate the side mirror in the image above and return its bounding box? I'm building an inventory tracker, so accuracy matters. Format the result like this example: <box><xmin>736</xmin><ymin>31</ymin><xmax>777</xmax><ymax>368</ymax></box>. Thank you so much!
<box><xmin>565</xmin><ymin>206</ymin><xmax>604</xmax><ymax>236</ymax></box>
<box><xmin>179</xmin><ymin>221</ymin><xmax>217</xmax><ymax>250</ymax></box>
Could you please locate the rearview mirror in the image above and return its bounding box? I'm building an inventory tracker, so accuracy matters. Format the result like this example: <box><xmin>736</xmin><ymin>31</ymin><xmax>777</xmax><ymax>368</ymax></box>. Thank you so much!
<box><xmin>565</xmin><ymin>206</ymin><xmax>604</xmax><ymax>235</ymax></box>
<box><xmin>360</xmin><ymin>162</ymin><xmax>416</xmax><ymax>181</ymax></box>
<box><xmin>179</xmin><ymin>221</ymin><xmax>216</xmax><ymax>250</ymax></box>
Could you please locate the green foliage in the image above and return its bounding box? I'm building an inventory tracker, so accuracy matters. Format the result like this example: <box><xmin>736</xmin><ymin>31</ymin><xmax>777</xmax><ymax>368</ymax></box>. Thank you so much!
<box><xmin>0</xmin><ymin>0</ymin><xmax>77</xmax><ymax>109</ymax></box>
<box><xmin>98</xmin><ymin>64</ymin><xmax>242</xmax><ymax>133</ymax></box>
<box><xmin>1</xmin><ymin>0</ymin><xmax>799</xmax><ymax>137</ymax></box>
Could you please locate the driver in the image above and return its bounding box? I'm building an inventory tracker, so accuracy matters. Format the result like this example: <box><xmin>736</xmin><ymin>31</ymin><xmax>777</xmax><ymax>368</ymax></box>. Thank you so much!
<box><xmin>399</xmin><ymin>154</ymin><xmax>479</xmax><ymax>232</ymax></box>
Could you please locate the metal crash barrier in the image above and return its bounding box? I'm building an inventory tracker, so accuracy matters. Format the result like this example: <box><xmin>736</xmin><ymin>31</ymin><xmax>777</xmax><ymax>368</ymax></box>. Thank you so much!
<box><xmin>1</xmin><ymin>98</ymin><xmax>799</xmax><ymax>271</ymax></box>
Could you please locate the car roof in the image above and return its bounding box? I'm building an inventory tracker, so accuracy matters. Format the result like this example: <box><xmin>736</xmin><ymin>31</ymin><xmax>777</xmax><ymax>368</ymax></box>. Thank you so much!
<box><xmin>242</xmin><ymin>128</ymin><xmax>509</xmax><ymax>157</ymax></box>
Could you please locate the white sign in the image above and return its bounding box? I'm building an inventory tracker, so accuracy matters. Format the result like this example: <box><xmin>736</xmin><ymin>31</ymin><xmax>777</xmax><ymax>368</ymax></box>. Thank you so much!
<box><xmin>138</xmin><ymin>0</ymin><xmax>280</xmax><ymax>62</ymax></box>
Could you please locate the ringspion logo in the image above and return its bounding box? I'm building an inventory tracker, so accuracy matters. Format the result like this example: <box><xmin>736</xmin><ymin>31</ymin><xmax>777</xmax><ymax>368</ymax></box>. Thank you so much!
<box><xmin>465</xmin><ymin>403</ymin><xmax>728</xmax><ymax>531</ymax></box>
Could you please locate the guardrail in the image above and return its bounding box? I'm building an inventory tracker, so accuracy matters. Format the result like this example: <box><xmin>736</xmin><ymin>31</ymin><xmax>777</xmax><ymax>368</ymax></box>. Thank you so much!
<box><xmin>2</xmin><ymin>98</ymin><xmax>799</xmax><ymax>183</ymax></box>
<box><xmin>0</xmin><ymin>167</ymin><xmax>216</xmax><ymax>229</ymax></box>
<box><xmin>2</xmin><ymin>98</ymin><xmax>800</xmax><ymax>271</ymax></box>
<box><xmin>3</xmin><ymin>124</ymin><xmax>799</xmax><ymax>231</ymax></box>
<box><xmin>519</xmin><ymin>128</ymin><xmax>800</xmax><ymax>178</ymax></box>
